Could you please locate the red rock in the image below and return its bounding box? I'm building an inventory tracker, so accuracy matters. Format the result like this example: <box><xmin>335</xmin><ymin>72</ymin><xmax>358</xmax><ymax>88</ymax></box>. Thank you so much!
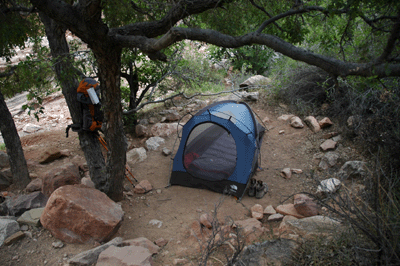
<box><xmin>276</xmin><ymin>204</ymin><xmax>305</xmax><ymax>219</ymax></box>
<box><xmin>133</xmin><ymin>180</ymin><xmax>152</xmax><ymax>194</ymax></box>
<box><xmin>135</xmin><ymin>124</ymin><xmax>148</xmax><ymax>137</ymax></box>
<box><xmin>200</xmin><ymin>213</ymin><xmax>213</xmax><ymax>229</ymax></box>
<box><xmin>96</xmin><ymin>245</ymin><xmax>154</xmax><ymax>266</ymax></box>
<box><xmin>41</xmin><ymin>162</ymin><xmax>80</xmax><ymax>197</ymax></box>
<box><xmin>268</xmin><ymin>213</ymin><xmax>284</xmax><ymax>221</ymax></box>
<box><xmin>40</xmin><ymin>185</ymin><xmax>124</xmax><ymax>244</ymax></box>
<box><xmin>281</xmin><ymin>168</ymin><xmax>292</xmax><ymax>179</ymax></box>
<box><xmin>290</xmin><ymin>116</ymin><xmax>304</xmax><ymax>128</ymax></box>
<box><xmin>155</xmin><ymin>238</ymin><xmax>168</xmax><ymax>247</ymax></box>
<box><xmin>294</xmin><ymin>194</ymin><xmax>319</xmax><ymax>217</ymax></box>
<box><xmin>263</xmin><ymin>205</ymin><xmax>276</xmax><ymax>215</ymax></box>
<box><xmin>319</xmin><ymin>117</ymin><xmax>333</xmax><ymax>128</ymax></box>
<box><xmin>251</xmin><ymin>204</ymin><xmax>264</xmax><ymax>220</ymax></box>
<box><xmin>320</xmin><ymin>139</ymin><xmax>337</xmax><ymax>151</ymax></box>
<box><xmin>38</xmin><ymin>146</ymin><xmax>63</xmax><ymax>164</ymax></box>
<box><xmin>26</xmin><ymin>178</ymin><xmax>43</xmax><ymax>192</ymax></box>
<box><xmin>122</xmin><ymin>237</ymin><xmax>160</xmax><ymax>255</ymax></box>
<box><xmin>150</xmin><ymin>123</ymin><xmax>179</xmax><ymax>137</ymax></box>
<box><xmin>233</xmin><ymin>218</ymin><xmax>265</xmax><ymax>244</ymax></box>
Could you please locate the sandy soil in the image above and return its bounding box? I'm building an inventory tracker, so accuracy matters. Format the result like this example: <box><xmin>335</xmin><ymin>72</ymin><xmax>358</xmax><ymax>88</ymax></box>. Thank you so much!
<box><xmin>0</xmin><ymin>95</ymin><xmax>353</xmax><ymax>266</ymax></box>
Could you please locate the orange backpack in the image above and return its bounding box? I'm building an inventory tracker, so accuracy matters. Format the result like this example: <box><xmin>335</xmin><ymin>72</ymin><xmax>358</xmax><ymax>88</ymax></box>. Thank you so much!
<box><xmin>77</xmin><ymin>78</ymin><xmax>103</xmax><ymax>131</ymax></box>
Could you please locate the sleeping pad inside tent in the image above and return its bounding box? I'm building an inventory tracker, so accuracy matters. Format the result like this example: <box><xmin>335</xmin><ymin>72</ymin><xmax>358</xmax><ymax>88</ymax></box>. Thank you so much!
<box><xmin>169</xmin><ymin>100</ymin><xmax>265</xmax><ymax>200</ymax></box>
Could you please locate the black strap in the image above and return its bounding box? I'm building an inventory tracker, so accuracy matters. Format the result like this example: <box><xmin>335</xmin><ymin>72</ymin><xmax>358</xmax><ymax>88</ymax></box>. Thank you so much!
<box><xmin>65</xmin><ymin>124</ymin><xmax>82</xmax><ymax>138</ymax></box>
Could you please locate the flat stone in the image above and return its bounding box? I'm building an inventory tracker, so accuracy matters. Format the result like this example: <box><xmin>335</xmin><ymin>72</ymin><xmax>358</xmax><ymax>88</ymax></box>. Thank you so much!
<box><xmin>68</xmin><ymin>237</ymin><xmax>123</xmax><ymax>266</ymax></box>
<box><xmin>320</xmin><ymin>139</ymin><xmax>337</xmax><ymax>151</ymax></box>
<box><xmin>96</xmin><ymin>245</ymin><xmax>154</xmax><ymax>266</ymax></box>
<box><xmin>4</xmin><ymin>231</ymin><xmax>25</xmax><ymax>246</ymax></box>
<box><xmin>17</xmin><ymin>207</ymin><xmax>44</xmax><ymax>227</ymax></box>
<box><xmin>122</xmin><ymin>237</ymin><xmax>160</xmax><ymax>255</ymax></box>
<box><xmin>277</xmin><ymin>114</ymin><xmax>294</xmax><ymax>121</ymax></box>
<box><xmin>133</xmin><ymin>180</ymin><xmax>152</xmax><ymax>194</ymax></box>
<box><xmin>280</xmin><ymin>216</ymin><xmax>342</xmax><ymax>238</ymax></box>
<box><xmin>276</xmin><ymin>204</ymin><xmax>304</xmax><ymax>219</ymax></box>
<box><xmin>268</xmin><ymin>213</ymin><xmax>284</xmax><ymax>221</ymax></box>
<box><xmin>263</xmin><ymin>205</ymin><xmax>276</xmax><ymax>215</ymax></box>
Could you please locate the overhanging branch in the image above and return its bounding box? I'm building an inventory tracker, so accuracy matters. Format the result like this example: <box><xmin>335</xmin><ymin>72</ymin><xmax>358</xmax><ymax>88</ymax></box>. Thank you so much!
<box><xmin>123</xmin><ymin>86</ymin><xmax>252</xmax><ymax>115</ymax></box>
<box><xmin>145</xmin><ymin>28</ymin><xmax>400</xmax><ymax>78</ymax></box>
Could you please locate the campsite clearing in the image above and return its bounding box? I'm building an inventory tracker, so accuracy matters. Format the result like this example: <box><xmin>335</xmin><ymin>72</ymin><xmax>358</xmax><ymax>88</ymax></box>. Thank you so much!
<box><xmin>0</xmin><ymin>96</ymin><xmax>358</xmax><ymax>265</ymax></box>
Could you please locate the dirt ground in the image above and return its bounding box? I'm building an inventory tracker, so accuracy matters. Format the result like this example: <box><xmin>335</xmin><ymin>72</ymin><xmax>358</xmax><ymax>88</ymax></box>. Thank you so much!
<box><xmin>0</xmin><ymin>96</ymin><xmax>355</xmax><ymax>266</ymax></box>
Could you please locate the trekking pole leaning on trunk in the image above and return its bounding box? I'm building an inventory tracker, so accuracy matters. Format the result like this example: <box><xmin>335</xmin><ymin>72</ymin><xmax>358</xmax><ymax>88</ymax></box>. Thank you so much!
<box><xmin>97</xmin><ymin>135</ymin><xmax>138</xmax><ymax>186</ymax></box>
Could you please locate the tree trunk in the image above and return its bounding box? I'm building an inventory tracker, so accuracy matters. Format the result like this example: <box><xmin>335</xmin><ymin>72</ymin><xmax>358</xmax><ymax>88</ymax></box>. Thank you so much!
<box><xmin>96</xmin><ymin>47</ymin><xmax>127</xmax><ymax>202</ymax></box>
<box><xmin>0</xmin><ymin>90</ymin><xmax>30</xmax><ymax>188</ymax></box>
<box><xmin>39</xmin><ymin>13</ymin><xmax>109</xmax><ymax>193</ymax></box>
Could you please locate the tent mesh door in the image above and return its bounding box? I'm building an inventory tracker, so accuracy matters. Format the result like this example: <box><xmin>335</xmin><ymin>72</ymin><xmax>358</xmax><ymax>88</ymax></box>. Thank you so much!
<box><xmin>183</xmin><ymin>123</ymin><xmax>237</xmax><ymax>181</ymax></box>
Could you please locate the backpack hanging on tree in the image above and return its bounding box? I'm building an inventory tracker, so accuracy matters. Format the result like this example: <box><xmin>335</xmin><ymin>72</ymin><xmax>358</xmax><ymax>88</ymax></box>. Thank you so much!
<box><xmin>77</xmin><ymin>78</ymin><xmax>104</xmax><ymax>131</ymax></box>
<box><xmin>66</xmin><ymin>78</ymin><xmax>104</xmax><ymax>137</ymax></box>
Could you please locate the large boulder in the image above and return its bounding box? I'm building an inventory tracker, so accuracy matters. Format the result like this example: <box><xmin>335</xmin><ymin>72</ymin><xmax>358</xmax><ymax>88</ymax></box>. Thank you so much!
<box><xmin>40</xmin><ymin>185</ymin><xmax>124</xmax><ymax>244</ymax></box>
<box><xmin>41</xmin><ymin>162</ymin><xmax>81</xmax><ymax>197</ymax></box>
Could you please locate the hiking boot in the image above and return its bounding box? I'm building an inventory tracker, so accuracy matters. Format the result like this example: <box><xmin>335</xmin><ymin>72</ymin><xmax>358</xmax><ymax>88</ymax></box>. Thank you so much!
<box><xmin>247</xmin><ymin>178</ymin><xmax>257</xmax><ymax>197</ymax></box>
<box><xmin>255</xmin><ymin>180</ymin><xmax>268</xmax><ymax>199</ymax></box>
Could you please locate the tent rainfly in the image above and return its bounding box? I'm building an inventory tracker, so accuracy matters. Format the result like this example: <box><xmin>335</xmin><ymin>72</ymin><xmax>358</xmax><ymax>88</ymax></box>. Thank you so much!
<box><xmin>169</xmin><ymin>100</ymin><xmax>265</xmax><ymax>200</ymax></box>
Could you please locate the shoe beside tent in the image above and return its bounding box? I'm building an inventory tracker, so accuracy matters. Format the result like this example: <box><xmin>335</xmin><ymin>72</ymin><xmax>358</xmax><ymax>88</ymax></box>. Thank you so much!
<box><xmin>169</xmin><ymin>100</ymin><xmax>265</xmax><ymax>200</ymax></box>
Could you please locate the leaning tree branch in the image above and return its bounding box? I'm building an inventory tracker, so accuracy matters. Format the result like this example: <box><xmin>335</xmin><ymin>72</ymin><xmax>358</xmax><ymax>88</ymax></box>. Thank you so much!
<box><xmin>142</xmin><ymin>27</ymin><xmax>400</xmax><ymax>78</ymax></box>
<box><xmin>123</xmin><ymin>86</ymin><xmax>253</xmax><ymax>115</ymax></box>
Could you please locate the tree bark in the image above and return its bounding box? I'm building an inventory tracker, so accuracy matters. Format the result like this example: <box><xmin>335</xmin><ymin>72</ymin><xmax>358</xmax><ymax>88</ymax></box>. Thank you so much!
<box><xmin>95</xmin><ymin>46</ymin><xmax>127</xmax><ymax>202</ymax></box>
<box><xmin>0</xmin><ymin>90</ymin><xmax>30</xmax><ymax>188</ymax></box>
<box><xmin>39</xmin><ymin>13</ymin><xmax>109</xmax><ymax>193</ymax></box>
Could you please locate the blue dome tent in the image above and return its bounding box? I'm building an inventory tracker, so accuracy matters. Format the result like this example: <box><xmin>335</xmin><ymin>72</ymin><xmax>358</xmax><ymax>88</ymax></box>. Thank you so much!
<box><xmin>169</xmin><ymin>100</ymin><xmax>265</xmax><ymax>200</ymax></box>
